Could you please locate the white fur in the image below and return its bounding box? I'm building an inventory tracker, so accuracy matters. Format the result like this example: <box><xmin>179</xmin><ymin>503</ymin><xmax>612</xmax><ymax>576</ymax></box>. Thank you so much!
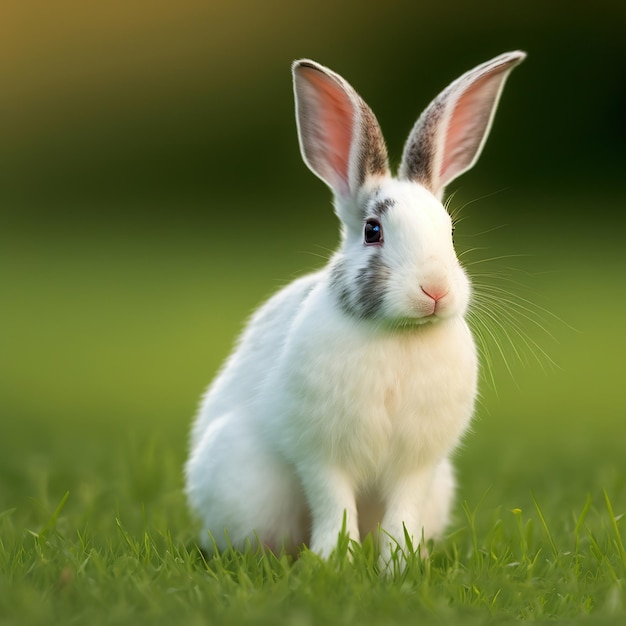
<box><xmin>186</xmin><ymin>262</ymin><xmax>476</xmax><ymax>557</ymax></box>
<box><xmin>185</xmin><ymin>52</ymin><xmax>524</xmax><ymax>563</ymax></box>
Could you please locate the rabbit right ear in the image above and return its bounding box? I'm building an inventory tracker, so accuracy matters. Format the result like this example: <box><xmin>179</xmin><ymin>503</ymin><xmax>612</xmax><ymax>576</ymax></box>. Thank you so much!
<box><xmin>293</xmin><ymin>60</ymin><xmax>389</xmax><ymax>201</ymax></box>
<box><xmin>399</xmin><ymin>51</ymin><xmax>526</xmax><ymax>201</ymax></box>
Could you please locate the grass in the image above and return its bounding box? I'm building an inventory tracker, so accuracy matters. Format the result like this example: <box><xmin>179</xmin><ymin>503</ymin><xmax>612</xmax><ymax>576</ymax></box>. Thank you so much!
<box><xmin>2</xmin><ymin>480</ymin><xmax>625</xmax><ymax>625</ymax></box>
<box><xmin>1</xmin><ymin>193</ymin><xmax>626</xmax><ymax>624</ymax></box>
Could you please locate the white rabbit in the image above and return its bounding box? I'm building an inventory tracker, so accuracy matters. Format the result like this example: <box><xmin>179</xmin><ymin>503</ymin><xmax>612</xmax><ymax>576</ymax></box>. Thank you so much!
<box><xmin>185</xmin><ymin>51</ymin><xmax>526</xmax><ymax>562</ymax></box>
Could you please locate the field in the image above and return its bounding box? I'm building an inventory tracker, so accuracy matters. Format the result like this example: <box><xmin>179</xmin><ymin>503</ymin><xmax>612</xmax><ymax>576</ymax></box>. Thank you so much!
<box><xmin>1</xmin><ymin>190</ymin><xmax>625</xmax><ymax>625</ymax></box>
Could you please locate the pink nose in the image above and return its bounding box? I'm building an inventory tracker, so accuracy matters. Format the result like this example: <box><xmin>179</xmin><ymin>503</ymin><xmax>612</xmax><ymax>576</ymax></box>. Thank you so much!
<box><xmin>421</xmin><ymin>286</ymin><xmax>448</xmax><ymax>303</ymax></box>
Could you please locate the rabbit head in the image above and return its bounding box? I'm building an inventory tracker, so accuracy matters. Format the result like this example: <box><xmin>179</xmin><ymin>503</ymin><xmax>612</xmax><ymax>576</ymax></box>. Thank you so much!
<box><xmin>293</xmin><ymin>52</ymin><xmax>525</xmax><ymax>326</ymax></box>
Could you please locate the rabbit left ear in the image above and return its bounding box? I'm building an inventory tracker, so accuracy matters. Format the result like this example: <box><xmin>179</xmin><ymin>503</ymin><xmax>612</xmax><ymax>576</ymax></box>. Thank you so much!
<box><xmin>399</xmin><ymin>51</ymin><xmax>526</xmax><ymax>201</ymax></box>
<box><xmin>293</xmin><ymin>60</ymin><xmax>389</xmax><ymax>200</ymax></box>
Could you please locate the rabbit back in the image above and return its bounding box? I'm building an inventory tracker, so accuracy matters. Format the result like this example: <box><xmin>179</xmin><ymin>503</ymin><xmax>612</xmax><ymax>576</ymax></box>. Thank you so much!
<box><xmin>186</xmin><ymin>272</ymin><xmax>321</xmax><ymax>550</ymax></box>
<box><xmin>189</xmin><ymin>272</ymin><xmax>321</xmax><ymax>444</ymax></box>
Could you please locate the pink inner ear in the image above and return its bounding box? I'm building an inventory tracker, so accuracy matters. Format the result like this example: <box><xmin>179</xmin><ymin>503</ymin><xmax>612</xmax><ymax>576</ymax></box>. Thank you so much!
<box><xmin>440</xmin><ymin>71</ymin><xmax>503</xmax><ymax>186</ymax></box>
<box><xmin>300</xmin><ymin>67</ymin><xmax>354</xmax><ymax>191</ymax></box>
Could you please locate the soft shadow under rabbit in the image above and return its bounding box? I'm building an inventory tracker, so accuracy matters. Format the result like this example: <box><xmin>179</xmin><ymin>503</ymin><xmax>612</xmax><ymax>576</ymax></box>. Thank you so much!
<box><xmin>185</xmin><ymin>51</ymin><xmax>526</xmax><ymax>564</ymax></box>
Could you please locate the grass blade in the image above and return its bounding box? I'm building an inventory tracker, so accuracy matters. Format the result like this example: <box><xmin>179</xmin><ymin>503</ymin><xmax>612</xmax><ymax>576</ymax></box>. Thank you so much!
<box><xmin>531</xmin><ymin>492</ymin><xmax>559</xmax><ymax>559</ymax></box>
<box><xmin>604</xmin><ymin>490</ymin><xmax>626</xmax><ymax>567</ymax></box>
<box><xmin>39</xmin><ymin>491</ymin><xmax>70</xmax><ymax>539</ymax></box>
<box><xmin>574</xmin><ymin>494</ymin><xmax>593</xmax><ymax>557</ymax></box>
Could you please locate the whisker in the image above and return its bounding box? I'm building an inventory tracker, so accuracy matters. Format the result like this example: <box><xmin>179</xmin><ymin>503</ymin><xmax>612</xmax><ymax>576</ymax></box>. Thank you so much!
<box><xmin>446</xmin><ymin>191</ymin><xmax>567</xmax><ymax>388</ymax></box>
<box><xmin>448</xmin><ymin>188</ymin><xmax>509</xmax><ymax>216</ymax></box>
<box><xmin>459</xmin><ymin>224</ymin><xmax>510</xmax><ymax>238</ymax></box>
<box><xmin>466</xmin><ymin>309</ymin><xmax>500</xmax><ymax>393</ymax></box>
<box><xmin>300</xmin><ymin>244</ymin><xmax>336</xmax><ymax>262</ymax></box>
<box><xmin>468</xmin><ymin>302</ymin><xmax>518</xmax><ymax>384</ymax></box>
<box><xmin>474</xmin><ymin>288</ymin><xmax>559</xmax><ymax>341</ymax></box>
<box><xmin>444</xmin><ymin>189</ymin><xmax>461</xmax><ymax>214</ymax></box>
<box><xmin>464</xmin><ymin>254</ymin><xmax>533</xmax><ymax>267</ymax></box>
<box><xmin>477</xmin><ymin>282</ymin><xmax>576</xmax><ymax>332</ymax></box>
<box><xmin>457</xmin><ymin>246</ymin><xmax>489</xmax><ymax>259</ymax></box>
<box><xmin>472</xmin><ymin>293</ymin><xmax>560</xmax><ymax>372</ymax></box>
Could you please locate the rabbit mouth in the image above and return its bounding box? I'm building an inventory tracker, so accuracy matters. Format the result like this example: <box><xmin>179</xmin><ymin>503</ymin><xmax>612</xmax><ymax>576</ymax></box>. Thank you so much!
<box><xmin>386</xmin><ymin>301</ymin><xmax>458</xmax><ymax>329</ymax></box>
<box><xmin>386</xmin><ymin>312</ymin><xmax>442</xmax><ymax>329</ymax></box>
<box><xmin>410</xmin><ymin>295</ymin><xmax>446</xmax><ymax>320</ymax></box>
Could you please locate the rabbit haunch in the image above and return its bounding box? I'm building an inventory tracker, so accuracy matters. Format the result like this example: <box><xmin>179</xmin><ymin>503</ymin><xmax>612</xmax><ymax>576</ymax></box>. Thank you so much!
<box><xmin>185</xmin><ymin>51</ymin><xmax>525</xmax><ymax>562</ymax></box>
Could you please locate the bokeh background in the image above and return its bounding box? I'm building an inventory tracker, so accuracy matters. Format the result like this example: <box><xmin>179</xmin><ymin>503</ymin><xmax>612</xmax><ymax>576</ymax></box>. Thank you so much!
<box><xmin>1</xmin><ymin>0</ymin><xmax>625</xmax><ymax>530</ymax></box>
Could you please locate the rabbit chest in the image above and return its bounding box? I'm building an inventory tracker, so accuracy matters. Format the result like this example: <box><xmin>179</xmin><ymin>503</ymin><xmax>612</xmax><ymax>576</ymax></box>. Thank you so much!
<box><xmin>270</xmin><ymin>287</ymin><xmax>478</xmax><ymax>487</ymax></box>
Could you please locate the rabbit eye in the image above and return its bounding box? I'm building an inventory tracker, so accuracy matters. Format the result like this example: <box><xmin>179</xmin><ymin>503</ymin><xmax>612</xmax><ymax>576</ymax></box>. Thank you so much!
<box><xmin>364</xmin><ymin>219</ymin><xmax>383</xmax><ymax>245</ymax></box>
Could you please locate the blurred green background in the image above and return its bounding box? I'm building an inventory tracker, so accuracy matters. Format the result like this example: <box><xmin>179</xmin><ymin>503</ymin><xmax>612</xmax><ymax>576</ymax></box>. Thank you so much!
<box><xmin>1</xmin><ymin>0</ymin><xmax>625</xmax><ymax>527</ymax></box>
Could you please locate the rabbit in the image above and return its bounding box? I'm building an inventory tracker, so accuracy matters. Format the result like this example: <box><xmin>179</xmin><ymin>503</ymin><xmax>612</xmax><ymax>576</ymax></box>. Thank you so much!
<box><xmin>185</xmin><ymin>51</ymin><xmax>526</xmax><ymax>563</ymax></box>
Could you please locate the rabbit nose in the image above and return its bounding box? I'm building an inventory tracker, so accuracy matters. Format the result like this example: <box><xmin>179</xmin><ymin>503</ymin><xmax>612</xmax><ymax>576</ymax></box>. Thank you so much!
<box><xmin>421</xmin><ymin>285</ymin><xmax>448</xmax><ymax>303</ymax></box>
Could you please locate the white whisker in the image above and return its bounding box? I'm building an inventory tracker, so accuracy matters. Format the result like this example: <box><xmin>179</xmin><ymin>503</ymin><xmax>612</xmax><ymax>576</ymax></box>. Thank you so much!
<box><xmin>448</xmin><ymin>194</ymin><xmax>569</xmax><ymax>390</ymax></box>
<box><xmin>457</xmin><ymin>246</ymin><xmax>489</xmax><ymax>259</ymax></box>
<box><xmin>459</xmin><ymin>223</ymin><xmax>510</xmax><ymax>238</ymax></box>
<box><xmin>464</xmin><ymin>254</ymin><xmax>532</xmax><ymax>267</ymax></box>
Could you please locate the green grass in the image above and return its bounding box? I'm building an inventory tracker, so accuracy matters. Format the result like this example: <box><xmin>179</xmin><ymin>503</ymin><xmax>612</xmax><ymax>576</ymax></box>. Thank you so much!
<box><xmin>2</xmin><ymin>478</ymin><xmax>625</xmax><ymax>625</ymax></box>
<box><xmin>1</xmin><ymin>194</ymin><xmax>626</xmax><ymax>624</ymax></box>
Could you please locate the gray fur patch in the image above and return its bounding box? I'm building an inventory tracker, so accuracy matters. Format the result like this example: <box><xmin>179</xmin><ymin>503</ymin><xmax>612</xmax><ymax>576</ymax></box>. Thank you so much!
<box><xmin>372</xmin><ymin>197</ymin><xmax>396</xmax><ymax>217</ymax></box>
<box><xmin>400</xmin><ymin>95</ymin><xmax>446</xmax><ymax>190</ymax></box>
<box><xmin>329</xmin><ymin>259</ymin><xmax>353</xmax><ymax>315</ymax></box>
<box><xmin>356</xmin><ymin>252</ymin><xmax>390</xmax><ymax>318</ymax></box>
<box><xmin>330</xmin><ymin>253</ymin><xmax>390</xmax><ymax>320</ymax></box>
<box><xmin>355</xmin><ymin>100</ymin><xmax>389</xmax><ymax>188</ymax></box>
<box><xmin>357</xmin><ymin>193</ymin><xmax>395</xmax><ymax>223</ymax></box>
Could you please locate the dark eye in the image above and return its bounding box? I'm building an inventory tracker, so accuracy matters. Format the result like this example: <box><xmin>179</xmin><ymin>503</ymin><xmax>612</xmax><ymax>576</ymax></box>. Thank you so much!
<box><xmin>364</xmin><ymin>219</ymin><xmax>383</xmax><ymax>245</ymax></box>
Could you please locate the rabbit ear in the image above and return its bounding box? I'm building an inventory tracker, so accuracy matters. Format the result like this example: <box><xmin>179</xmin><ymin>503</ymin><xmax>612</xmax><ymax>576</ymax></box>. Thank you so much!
<box><xmin>399</xmin><ymin>51</ymin><xmax>526</xmax><ymax>200</ymax></box>
<box><xmin>293</xmin><ymin>60</ymin><xmax>389</xmax><ymax>199</ymax></box>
